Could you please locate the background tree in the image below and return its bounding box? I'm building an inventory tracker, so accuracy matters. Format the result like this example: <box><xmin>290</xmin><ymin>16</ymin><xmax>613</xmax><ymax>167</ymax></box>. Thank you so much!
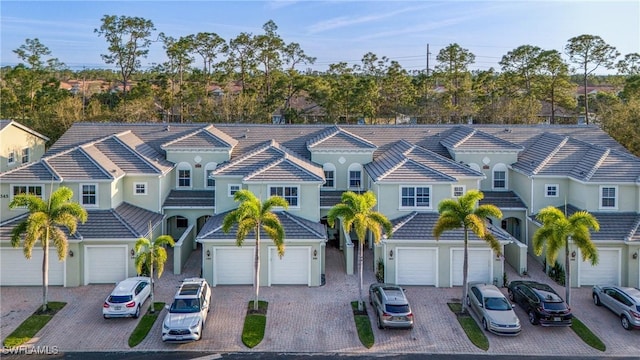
<box><xmin>327</xmin><ymin>191</ymin><xmax>392</xmax><ymax>311</ymax></box>
<box><xmin>433</xmin><ymin>190</ymin><xmax>502</xmax><ymax>314</ymax></box>
<box><xmin>536</xmin><ymin>50</ymin><xmax>576</xmax><ymax>124</ymax></box>
<box><xmin>222</xmin><ymin>190</ymin><xmax>288</xmax><ymax>311</ymax></box>
<box><xmin>499</xmin><ymin>45</ymin><xmax>543</xmax><ymax>123</ymax></box>
<box><xmin>9</xmin><ymin>187</ymin><xmax>88</xmax><ymax>312</ymax></box>
<box><xmin>435</xmin><ymin>44</ymin><xmax>476</xmax><ymax>123</ymax></box>
<box><xmin>565</xmin><ymin>34</ymin><xmax>619</xmax><ymax>124</ymax></box>
<box><xmin>616</xmin><ymin>53</ymin><xmax>640</xmax><ymax>76</ymax></box>
<box><xmin>95</xmin><ymin>15</ymin><xmax>156</xmax><ymax>100</ymax></box>
<box><xmin>533</xmin><ymin>206</ymin><xmax>599</xmax><ymax>305</ymax></box>
<box><xmin>134</xmin><ymin>229</ymin><xmax>175</xmax><ymax>313</ymax></box>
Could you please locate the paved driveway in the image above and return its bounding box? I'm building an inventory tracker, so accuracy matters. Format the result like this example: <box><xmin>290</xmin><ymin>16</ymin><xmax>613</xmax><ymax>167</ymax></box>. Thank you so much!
<box><xmin>1</xmin><ymin>247</ymin><xmax>639</xmax><ymax>356</ymax></box>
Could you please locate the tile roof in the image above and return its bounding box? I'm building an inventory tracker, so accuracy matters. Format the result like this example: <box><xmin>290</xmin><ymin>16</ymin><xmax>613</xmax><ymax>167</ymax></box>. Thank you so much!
<box><xmin>0</xmin><ymin>202</ymin><xmax>163</xmax><ymax>241</ymax></box>
<box><xmin>163</xmin><ymin>190</ymin><xmax>215</xmax><ymax>208</ymax></box>
<box><xmin>531</xmin><ymin>205</ymin><xmax>640</xmax><ymax>243</ymax></box>
<box><xmin>388</xmin><ymin>211</ymin><xmax>512</xmax><ymax>242</ymax></box>
<box><xmin>0</xmin><ymin>161</ymin><xmax>61</xmax><ymax>181</ymax></box>
<box><xmin>197</xmin><ymin>210</ymin><xmax>326</xmax><ymax>241</ymax></box>
<box><xmin>365</xmin><ymin>140</ymin><xmax>483</xmax><ymax>182</ymax></box>
<box><xmin>480</xmin><ymin>191</ymin><xmax>527</xmax><ymax>209</ymax></box>
<box><xmin>214</xmin><ymin>140</ymin><xmax>323</xmax><ymax>182</ymax></box>
<box><xmin>45</xmin><ymin>148</ymin><xmax>114</xmax><ymax>180</ymax></box>
<box><xmin>440</xmin><ymin>126</ymin><xmax>523</xmax><ymax>152</ymax></box>
<box><xmin>320</xmin><ymin>190</ymin><xmax>344</xmax><ymax>208</ymax></box>
<box><xmin>41</xmin><ymin>122</ymin><xmax>638</xmax><ymax>186</ymax></box>
<box><xmin>161</xmin><ymin>125</ymin><xmax>238</xmax><ymax>150</ymax></box>
<box><xmin>78</xmin><ymin>202</ymin><xmax>164</xmax><ymax>239</ymax></box>
<box><xmin>307</xmin><ymin>126</ymin><xmax>377</xmax><ymax>150</ymax></box>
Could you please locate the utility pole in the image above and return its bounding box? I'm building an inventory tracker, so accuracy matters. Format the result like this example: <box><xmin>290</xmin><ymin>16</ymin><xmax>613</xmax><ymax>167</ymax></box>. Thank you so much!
<box><xmin>426</xmin><ymin>44</ymin><xmax>431</xmax><ymax>76</ymax></box>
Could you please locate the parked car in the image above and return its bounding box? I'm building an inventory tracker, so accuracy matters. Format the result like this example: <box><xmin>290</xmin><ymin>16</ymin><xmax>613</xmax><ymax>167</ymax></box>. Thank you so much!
<box><xmin>162</xmin><ymin>278</ymin><xmax>211</xmax><ymax>342</ymax></box>
<box><xmin>592</xmin><ymin>285</ymin><xmax>640</xmax><ymax>330</ymax></box>
<box><xmin>467</xmin><ymin>282</ymin><xmax>521</xmax><ymax>336</ymax></box>
<box><xmin>507</xmin><ymin>280</ymin><xmax>572</xmax><ymax>326</ymax></box>
<box><xmin>102</xmin><ymin>276</ymin><xmax>151</xmax><ymax>319</ymax></box>
<box><xmin>368</xmin><ymin>283</ymin><xmax>414</xmax><ymax>329</ymax></box>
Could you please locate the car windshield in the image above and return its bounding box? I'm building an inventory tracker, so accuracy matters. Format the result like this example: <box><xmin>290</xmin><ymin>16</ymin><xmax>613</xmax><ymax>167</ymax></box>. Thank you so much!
<box><xmin>108</xmin><ymin>295</ymin><xmax>132</xmax><ymax>304</ymax></box>
<box><xmin>385</xmin><ymin>304</ymin><xmax>410</xmax><ymax>313</ymax></box>
<box><xmin>170</xmin><ymin>298</ymin><xmax>200</xmax><ymax>313</ymax></box>
<box><xmin>484</xmin><ymin>297</ymin><xmax>511</xmax><ymax>311</ymax></box>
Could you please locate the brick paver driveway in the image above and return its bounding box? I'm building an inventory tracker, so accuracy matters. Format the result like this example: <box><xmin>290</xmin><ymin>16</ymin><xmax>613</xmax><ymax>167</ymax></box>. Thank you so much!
<box><xmin>1</xmin><ymin>247</ymin><xmax>639</xmax><ymax>356</ymax></box>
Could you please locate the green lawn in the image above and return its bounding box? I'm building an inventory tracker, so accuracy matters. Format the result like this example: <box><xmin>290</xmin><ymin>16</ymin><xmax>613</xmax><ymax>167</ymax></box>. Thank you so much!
<box><xmin>447</xmin><ymin>302</ymin><xmax>489</xmax><ymax>351</ymax></box>
<box><xmin>242</xmin><ymin>300</ymin><xmax>268</xmax><ymax>348</ymax></box>
<box><xmin>571</xmin><ymin>317</ymin><xmax>606</xmax><ymax>351</ymax></box>
<box><xmin>128</xmin><ymin>302</ymin><xmax>165</xmax><ymax>348</ymax></box>
<box><xmin>351</xmin><ymin>301</ymin><xmax>374</xmax><ymax>348</ymax></box>
<box><xmin>3</xmin><ymin>302</ymin><xmax>66</xmax><ymax>348</ymax></box>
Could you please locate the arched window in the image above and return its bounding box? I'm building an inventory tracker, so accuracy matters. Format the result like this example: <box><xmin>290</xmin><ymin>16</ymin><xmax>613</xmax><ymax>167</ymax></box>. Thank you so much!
<box><xmin>323</xmin><ymin>163</ymin><xmax>336</xmax><ymax>189</ymax></box>
<box><xmin>492</xmin><ymin>163</ymin><xmax>508</xmax><ymax>190</ymax></box>
<box><xmin>177</xmin><ymin>162</ymin><xmax>192</xmax><ymax>189</ymax></box>
<box><xmin>347</xmin><ymin>163</ymin><xmax>363</xmax><ymax>190</ymax></box>
<box><xmin>204</xmin><ymin>162</ymin><xmax>217</xmax><ymax>189</ymax></box>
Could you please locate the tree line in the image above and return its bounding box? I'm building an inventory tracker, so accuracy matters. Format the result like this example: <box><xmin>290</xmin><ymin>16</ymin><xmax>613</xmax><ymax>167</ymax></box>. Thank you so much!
<box><xmin>1</xmin><ymin>16</ymin><xmax>639</xmax><ymax>155</ymax></box>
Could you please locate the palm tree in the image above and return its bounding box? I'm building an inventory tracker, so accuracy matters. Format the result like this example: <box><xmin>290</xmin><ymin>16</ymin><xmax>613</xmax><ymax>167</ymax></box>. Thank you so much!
<box><xmin>433</xmin><ymin>189</ymin><xmax>502</xmax><ymax>314</ymax></box>
<box><xmin>134</xmin><ymin>227</ymin><xmax>175</xmax><ymax>313</ymax></box>
<box><xmin>222</xmin><ymin>189</ymin><xmax>288</xmax><ymax>311</ymax></box>
<box><xmin>9</xmin><ymin>186</ymin><xmax>88</xmax><ymax>312</ymax></box>
<box><xmin>327</xmin><ymin>191</ymin><xmax>392</xmax><ymax>311</ymax></box>
<box><xmin>533</xmin><ymin>206</ymin><xmax>599</xmax><ymax>305</ymax></box>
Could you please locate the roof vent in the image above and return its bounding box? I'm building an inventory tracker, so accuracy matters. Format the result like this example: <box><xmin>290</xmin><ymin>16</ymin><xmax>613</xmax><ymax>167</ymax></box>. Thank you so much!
<box><xmin>504</xmin><ymin>128</ymin><xmax>511</xmax><ymax>133</ymax></box>
<box><xmin>165</xmin><ymin>125</ymin><xmax>170</xmax><ymax>131</ymax></box>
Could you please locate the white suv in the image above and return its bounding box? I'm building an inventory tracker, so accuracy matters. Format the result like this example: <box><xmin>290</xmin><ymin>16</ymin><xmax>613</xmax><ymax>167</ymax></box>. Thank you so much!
<box><xmin>162</xmin><ymin>278</ymin><xmax>211</xmax><ymax>342</ymax></box>
<box><xmin>102</xmin><ymin>276</ymin><xmax>151</xmax><ymax>319</ymax></box>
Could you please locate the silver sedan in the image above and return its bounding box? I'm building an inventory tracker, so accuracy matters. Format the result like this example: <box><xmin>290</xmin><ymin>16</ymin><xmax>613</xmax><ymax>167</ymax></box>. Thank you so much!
<box><xmin>467</xmin><ymin>281</ymin><xmax>521</xmax><ymax>336</ymax></box>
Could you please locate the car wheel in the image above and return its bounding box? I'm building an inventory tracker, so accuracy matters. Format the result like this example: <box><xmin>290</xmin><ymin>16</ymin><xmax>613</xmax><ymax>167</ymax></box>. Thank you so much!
<box><xmin>466</xmin><ymin>295</ymin><xmax>471</xmax><ymax>307</ymax></box>
<box><xmin>593</xmin><ymin>293</ymin><xmax>601</xmax><ymax>306</ymax></box>
<box><xmin>621</xmin><ymin>316</ymin><xmax>632</xmax><ymax>331</ymax></box>
<box><xmin>103</xmin><ymin>315</ymin><xmax>108</xmax><ymax>319</ymax></box>
<box><xmin>133</xmin><ymin>305</ymin><xmax>140</xmax><ymax>319</ymax></box>
<box><xmin>482</xmin><ymin>318</ymin><xmax>488</xmax><ymax>331</ymax></box>
<box><xmin>528</xmin><ymin>310</ymin><xmax>539</xmax><ymax>325</ymax></box>
<box><xmin>377</xmin><ymin>313</ymin><xmax>384</xmax><ymax>329</ymax></box>
<box><xmin>508</xmin><ymin>290</ymin><xmax>514</xmax><ymax>301</ymax></box>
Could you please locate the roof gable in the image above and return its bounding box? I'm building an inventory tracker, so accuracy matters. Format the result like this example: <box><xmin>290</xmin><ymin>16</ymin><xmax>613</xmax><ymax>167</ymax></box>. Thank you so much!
<box><xmin>440</xmin><ymin>126</ymin><xmax>522</xmax><ymax>153</ymax></box>
<box><xmin>162</xmin><ymin>125</ymin><xmax>237</xmax><ymax>150</ymax></box>
<box><xmin>307</xmin><ymin>126</ymin><xmax>377</xmax><ymax>151</ymax></box>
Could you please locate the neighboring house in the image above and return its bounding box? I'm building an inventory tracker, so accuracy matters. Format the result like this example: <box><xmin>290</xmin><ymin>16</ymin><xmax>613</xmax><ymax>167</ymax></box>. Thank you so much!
<box><xmin>0</xmin><ymin>120</ymin><xmax>49</xmax><ymax>173</ymax></box>
<box><xmin>1</xmin><ymin>122</ymin><xmax>639</xmax><ymax>289</ymax></box>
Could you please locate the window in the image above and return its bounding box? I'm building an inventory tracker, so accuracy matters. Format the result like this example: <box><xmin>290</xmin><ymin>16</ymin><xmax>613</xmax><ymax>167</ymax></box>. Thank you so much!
<box><xmin>270</xmin><ymin>186</ymin><xmax>299</xmax><ymax>207</ymax></box>
<box><xmin>134</xmin><ymin>182</ymin><xmax>147</xmax><ymax>195</ymax></box>
<box><xmin>545</xmin><ymin>184</ymin><xmax>558</xmax><ymax>197</ymax></box>
<box><xmin>176</xmin><ymin>162</ymin><xmax>191</xmax><ymax>188</ymax></box>
<box><xmin>178</xmin><ymin>169</ymin><xmax>191</xmax><ymax>187</ymax></box>
<box><xmin>400</xmin><ymin>186</ymin><xmax>431</xmax><ymax>208</ymax></box>
<box><xmin>204</xmin><ymin>163</ymin><xmax>217</xmax><ymax>189</ymax></box>
<box><xmin>21</xmin><ymin>148</ymin><xmax>30</xmax><ymax>164</ymax></box>
<box><xmin>8</xmin><ymin>151</ymin><xmax>15</xmax><ymax>164</ymax></box>
<box><xmin>228</xmin><ymin>184</ymin><xmax>241</xmax><ymax>197</ymax></box>
<box><xmin>600</xmin><ymin>186</ymin><xmax>617</xmax><ymax>209</ymax></box>
<box><xmin>492</xmin><ymin>163</ymin><xmax>507</xmax><ymax>189</ymax></box>
<box><xmin>324</xmin><ymin>170</ymin><xmax>334</xmax><ymax>188</ymax></box>
<box><xmin>12</xmin><ymin>185</ymin><xmax>43</xmax><ymax>198</ymax></box>
<box><xmin>176</xmin><ymin>216</ymin><xmax>188</xmax><ymax>228</ymax></box>
<box><xmin>452</xmin><ymin>185</ymin><xmax>465</xmax><ymax>197</ymax></box>
<box><xmin>349</xmin><ymin>171</ymin><xmax>362</xmax><ymax>189</ymax></box>
<box><xmin>81</xmin><ymin>184</ymin><xmax>97</xmax><ymax>206</ymax></box>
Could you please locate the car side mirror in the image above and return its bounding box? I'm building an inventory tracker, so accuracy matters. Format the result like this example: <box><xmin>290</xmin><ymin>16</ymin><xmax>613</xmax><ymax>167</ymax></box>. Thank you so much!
<box><xmin>165</xmin><ymin>304</ymin><xmax>170</xmax><ymax>310</ymax></box>
<box><xmin>512</xmin><ymin>304</ymin><xmax>515</xmax><ymax>308</ymax></box>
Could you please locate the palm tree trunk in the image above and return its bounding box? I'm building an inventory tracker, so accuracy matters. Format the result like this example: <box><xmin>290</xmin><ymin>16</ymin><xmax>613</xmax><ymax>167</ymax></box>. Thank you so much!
<box><xmin>461</xmin><ymin>227</ymin><xmax>469</xmax><ymax>314</ymax></box>
<box><xmin>150</xmin><ymin>261</ymin><xmax>155</xmax><ymax>313</ymax></box>
<box><xmin>358</xmin><ymin>239</ymin><xmax>364</xmax><ymax>311</ymax></box>
<box><xmin>42</xmin><ymin>228</ymin><xmax>50</xmax><ymax>313</ymax></box>
<box><xmin>254</xmin><ymin>230</ymin><xmax>261</xmax><ymax>311</ymax></box>
<box><xmin>565</xmin><ymin>241</ymin><xmax>571</xmax><ymax>306</ymax></box>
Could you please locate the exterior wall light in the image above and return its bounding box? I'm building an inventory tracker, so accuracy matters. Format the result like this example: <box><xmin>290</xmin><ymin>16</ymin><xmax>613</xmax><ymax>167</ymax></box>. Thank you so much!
<box><xmin>130</xmin><ymin>249</ymin><xmax>135</xmax><ymax>258</ymax></box>
<box><xmin>68</xmin><ymin>250</ymin><xmax>74</xmax><ymax>257</ymax></box>
<box><xmin>571</xmin><ymin>251</ymin><xmax>576</xmax><ymax>259</ymax></box>
<box><xmin>389</xmin><ymin>249</ymin><xmax>394</xmax><ymax>258</ymax></box>
<box><xmin>633</xmin><ymin>252</ymin><xmax>638</xmax><ymax>260</ymax></box>
<box><xmin>206</xmin><ymin>249</ymin><xmax>211</xmax><ymax>258</ymax></box>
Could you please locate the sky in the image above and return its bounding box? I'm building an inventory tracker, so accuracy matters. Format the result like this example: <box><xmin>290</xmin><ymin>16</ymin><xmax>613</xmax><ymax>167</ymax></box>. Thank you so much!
<box><xmin>1</xmin><ymin>0</ymin><xmax>639</xmax><ymax>75</ymax></box>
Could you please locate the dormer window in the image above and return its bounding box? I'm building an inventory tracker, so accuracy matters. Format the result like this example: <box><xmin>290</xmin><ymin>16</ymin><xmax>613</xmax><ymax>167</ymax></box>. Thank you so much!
<box><xmin>323</xmin><ymin>163</ymin><xmax>336</xmax><ymax>189</ymax></box>
<box><xmin>176</xmin><ymin>162</ymin><xmax>192</xmax><ymax>189</ymax></box>
<box><xmin>600</xmin><ymin>186</ymin><xmax>617</xmax><ymax>209</ymax></box>
<box><xmin>492</xmin><ymin>163</ymin><xmax>507</xmax><ymax>190</ymax></box>
<box><xmin>348</xmin><ymin>163</ymin><xmax>363</xmax><ymax>190</ymax></box>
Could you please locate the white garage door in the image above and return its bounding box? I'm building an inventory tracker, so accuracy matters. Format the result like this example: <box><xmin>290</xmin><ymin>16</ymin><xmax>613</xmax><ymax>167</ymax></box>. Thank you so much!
<box><xmin>213</xmin><ymin>247</ymin><xmax>254</xmax><ymax>286</ymax></box>
<box><xmin>451</xmin><ymin>248</ymin><xmax>492</xmax><ymax>286</ymax></box>
<box><xmin>0</xmin><ymin>249</ymin><xmax>64</xmax><ymax>286</ymax></box>
<box><xmin>579</xmin><ymin>248</ymin><xmax>620</xmax><ymax>286</ymax></box>
<box><xmin>269</xmin><ymin>247</ymin><xmax>310</xmax><ymax>285</ymax></box>
<box><xmin>85</xmin><ymin>246</ymin><xmax>127</xmax><ymax>285</ymax></box>
<box><xmin>396</xmin><ymin>247</ymin><xmax>438</xmax><ymax>286</ymax></box>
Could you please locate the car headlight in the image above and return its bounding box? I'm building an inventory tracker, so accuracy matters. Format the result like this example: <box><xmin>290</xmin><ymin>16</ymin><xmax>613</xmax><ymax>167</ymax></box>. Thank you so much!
<box><xmin>190</xmin><ymin>321</ymin><xmax>201</xmax><ymax>330</ymax></box>
<box><xmin>163</xmin><ymin>323</ymin><xmax>170</xmax><ymax>330</ymax></box>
